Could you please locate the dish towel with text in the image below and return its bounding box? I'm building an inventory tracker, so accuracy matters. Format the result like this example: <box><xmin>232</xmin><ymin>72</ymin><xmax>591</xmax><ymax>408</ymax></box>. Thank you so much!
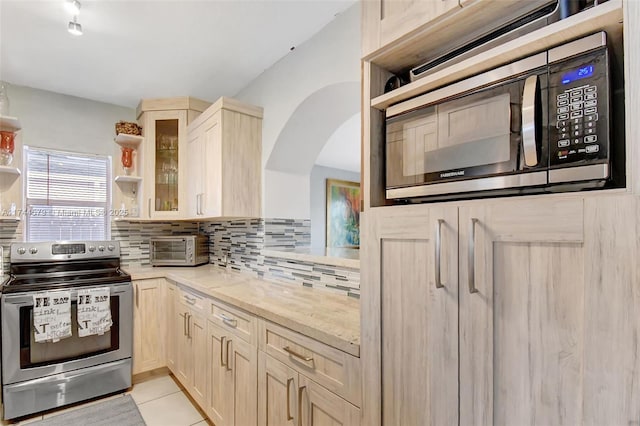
<box><xmin>77</xmin><ymin>287</ymin><xmax>112</xmax><ymax>337</ymax></box>
<box><xmin>32</xmin><ymin>291</ymin><xmax>72</xmax><ymax>343</ymax></box>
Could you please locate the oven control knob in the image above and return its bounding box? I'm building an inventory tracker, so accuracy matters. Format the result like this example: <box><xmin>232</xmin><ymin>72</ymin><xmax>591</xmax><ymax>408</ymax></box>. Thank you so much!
<box><xmin>17</xmin><ymin>247</ymin><xmax>26</xmax><ymax>255</ymax></box>
<box><xmin>29</xmin><ymin>247</ymin><xmax>38</xmax><ymax>254</ymax></box>
<box><xmin>107</xmin><ymin>244</ymin><xmax>115</xmax><ymax>251</ymax></box>
<box><xmin>98</xmin><ymin>245</ymin><xmax>105</xmax><ymax>252</ymax></box>
<box><xmin>88</xmin><ymin>246</ymin><xmax>96</xmax><ymax>252</ymax></box>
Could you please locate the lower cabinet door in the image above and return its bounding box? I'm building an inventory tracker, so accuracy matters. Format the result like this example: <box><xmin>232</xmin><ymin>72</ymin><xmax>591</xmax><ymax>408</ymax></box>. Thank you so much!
<box><xmin>190</xmin><ymin>312</ymin><xmax>207</xmax><ymax>408</ymax></box>
<box><xmin>165</xmin><ymin>282</ymin><xmax>177</xmax><ymax>373</ymax></box>
<box><xmin>132</xmin><ymin>279</ymin><xmax>164</xmax><ymax>375</ymax></box>
<box><xmin>299</xmin><ymin>375</ymin><xmax>360</xmax><ymax>426</ymax></box>
<box><xmin>174</xmin><ymin>309</ymin><xmax>191</xmax><ymax>386</ymax></box>
<box><xmin>230</xmin><ymin>337</ymin><xmax>258</xmax><ymax>426</ymax></box>
<box><xmin>208</xmin><ymin>321</ymin><xmax>234</xmax><ymax>426</ymax></box>
<box><xmin>258</xmin><ymin>352</ymin><xmax>298</xmax><ymax>426</ymax></box>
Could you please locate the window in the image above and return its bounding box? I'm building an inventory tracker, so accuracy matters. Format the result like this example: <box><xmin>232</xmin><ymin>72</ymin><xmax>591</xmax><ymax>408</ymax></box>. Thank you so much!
<box><xmin>24</xmin><ymin>146</ymin><xmax>111</xmax><ymax>242</ymax></box>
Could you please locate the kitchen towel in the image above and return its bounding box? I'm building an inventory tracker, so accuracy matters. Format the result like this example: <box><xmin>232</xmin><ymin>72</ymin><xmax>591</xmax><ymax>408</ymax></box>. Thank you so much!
<box><xmin>77</xmin><ymin>287</ymin><xmax>112</xmax><ymax>337</ymax></box>
<box><xmin>32</xmin><ymin>291</ymin><xmax>72</xmax><ymax>343</ymax></box>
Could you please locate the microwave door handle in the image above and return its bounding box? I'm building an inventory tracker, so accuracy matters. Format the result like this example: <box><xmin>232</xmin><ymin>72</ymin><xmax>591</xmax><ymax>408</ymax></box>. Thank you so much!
<box><xmin>522</xmin><ymin>75</ymin><xmax>539</xmax><ymax>167</ymax></box>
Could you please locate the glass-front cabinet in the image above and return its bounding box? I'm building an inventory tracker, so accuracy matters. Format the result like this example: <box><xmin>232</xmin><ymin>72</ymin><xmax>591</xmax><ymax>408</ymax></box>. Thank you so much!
<box><xmin>137</xmin><ymin>98</ymin><xmax>211</xmax><ymax>219</ymax></box>
<box><xmin>141</xmin><ymin>110</ymin><xmax>186</xmax><ymax>219</ymax></box>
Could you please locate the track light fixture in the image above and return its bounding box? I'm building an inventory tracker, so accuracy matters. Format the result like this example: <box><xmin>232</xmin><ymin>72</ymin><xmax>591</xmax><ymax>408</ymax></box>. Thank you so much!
<box><xmin>64</xmin><ymin>0</ymin><xmax>81</xmax><ymax>16</ymax></box>
<box><xmin>67</xmin><ymin>16</ymin><xmax>83</xmax><ymax>36</ymax></box>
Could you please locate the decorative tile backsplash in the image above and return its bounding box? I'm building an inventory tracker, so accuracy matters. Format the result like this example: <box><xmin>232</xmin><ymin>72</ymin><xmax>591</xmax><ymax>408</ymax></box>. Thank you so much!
<box><xmin>0</xmin><ymin>217</ymin><xmax>359</xmax><ymax>297</ymax></box>
<box><xmin>0</xmin><ymin>220</ymin><xmax>23</xmax><ymax>274</ymax></box>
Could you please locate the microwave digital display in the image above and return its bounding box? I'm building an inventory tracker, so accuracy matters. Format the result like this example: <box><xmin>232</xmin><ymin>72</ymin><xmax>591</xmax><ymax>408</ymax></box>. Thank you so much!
<box><xmin>561</xmin><ymin>64</ymin><xmax>594</xmax><ymax>84</ymax></box>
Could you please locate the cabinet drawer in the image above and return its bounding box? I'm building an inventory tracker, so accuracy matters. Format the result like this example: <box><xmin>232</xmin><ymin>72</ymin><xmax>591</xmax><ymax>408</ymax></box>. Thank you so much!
<box><xmin>178</xmin><ymin>286</ymin><xmax>207</xmax><ymax>315</ymax></box>
<box><xmin>259</xmin><ymin>320</ymin><xmax>361</xmax><ymax>407</ymax></box>
<box><xmin>210</xmin><ymin>299</ymin><xmax>257</xmax><ymax>345</ymax></box>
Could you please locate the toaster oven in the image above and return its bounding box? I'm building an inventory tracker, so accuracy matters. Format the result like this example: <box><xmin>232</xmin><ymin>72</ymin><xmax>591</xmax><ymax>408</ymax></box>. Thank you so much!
<box><xmin>149</xmin><ymin>235</ymin><xmax>209</xmax><ymax>266</ymax></box>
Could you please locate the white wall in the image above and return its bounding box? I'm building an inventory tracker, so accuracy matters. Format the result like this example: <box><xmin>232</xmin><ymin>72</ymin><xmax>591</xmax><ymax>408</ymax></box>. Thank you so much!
<box><xmin>5</xmin><ymin>83</ymin><xmax>135</xmax><ymax>156</ymax></box>
<box><xmin>234</xmin><ymin>4</ymin><xmax>360</xmax><ymax>219</ymax></box>
<box><xmin>310</xmin><ymin>165</ymin><xmax>360</xmax><ymax>248</ymax></box>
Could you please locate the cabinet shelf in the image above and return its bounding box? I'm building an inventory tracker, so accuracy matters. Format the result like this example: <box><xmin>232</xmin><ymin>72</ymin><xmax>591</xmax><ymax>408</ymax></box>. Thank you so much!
<box><xmin>0</xmin><ymin>116</ymin><xmax>21</xmax><ymax>132</ymax></box>
<box><xmin>114</xmin><ymin>175</ymin><xmax>142</xmax><ymax>183</ymax></box>
<box><xmin>0</xmin><ymin>166</ymin><xmax>21</xmax><ymax>176</ymax></box>
<box><xmin>371</xmin><ymin>0</ymin><xmax>623</xmax><ymax>110</ymax></box>
<box><xmin>114</xmin><ymin>134</ymin><xmax>144</xmax><ymax>149</ymax></box>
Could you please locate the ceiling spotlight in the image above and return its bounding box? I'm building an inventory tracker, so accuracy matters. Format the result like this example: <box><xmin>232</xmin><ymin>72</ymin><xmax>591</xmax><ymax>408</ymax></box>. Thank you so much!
<box><xmin>68</xmin><ymin>16</ymin><xmax>83</xmax><ymax>36</ymax></box>
<box><xmin>65</xmin><ymin>0</ymin><xmax>81</xmax><ymax>16</ymax></box>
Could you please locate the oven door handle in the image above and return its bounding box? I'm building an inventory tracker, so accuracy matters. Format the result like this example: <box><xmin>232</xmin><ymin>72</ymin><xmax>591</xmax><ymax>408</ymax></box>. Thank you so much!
<box><xmin>5</xmin><ymin>358</ymin><xmax>131</xmax><ymax>389</ymax></box>
<box><xmin>522</xmin><ymin>74</ymin><xmax>539</xmax><ymax>167</ymax></box>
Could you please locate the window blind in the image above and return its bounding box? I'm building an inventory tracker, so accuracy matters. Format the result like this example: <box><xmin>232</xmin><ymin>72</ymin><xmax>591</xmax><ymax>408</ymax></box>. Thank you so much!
<box><xmin>25</xmin><ymin>146</ymin><xmax>111</xmax><ymax>242</ymax></box>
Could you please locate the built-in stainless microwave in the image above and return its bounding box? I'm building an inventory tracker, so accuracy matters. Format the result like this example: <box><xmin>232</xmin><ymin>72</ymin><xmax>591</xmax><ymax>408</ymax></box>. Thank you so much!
<box><xmin>149</xmin><ymin>235</ymin><xmax>209</xmax><ymax>266</ymax></box>
<box><xmin>385</xmin><ymin>31</ymin><xmax>624</xmax><ymax>201</ymax></box>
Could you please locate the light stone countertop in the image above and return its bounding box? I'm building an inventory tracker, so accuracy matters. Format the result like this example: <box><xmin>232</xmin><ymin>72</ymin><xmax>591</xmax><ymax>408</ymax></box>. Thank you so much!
<box><xmin>123</xmin><ymin>265</ymin><xmax>360</xmax><ymax>356</ymax></box>
<box><xmin>262</xmin><ymin>247</ymin><xmax>360</xmax><ymax>269</ymax></box>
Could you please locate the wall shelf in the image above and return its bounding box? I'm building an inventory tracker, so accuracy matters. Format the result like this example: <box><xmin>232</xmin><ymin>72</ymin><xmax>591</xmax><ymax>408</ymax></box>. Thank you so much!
<box><xmin>0</xmin><ymin>166</ymin><xmax>21</xmax><ymax>176</ymax></box>
<box><xmin>114</xmin><ymin>175</ymin><xmax>143</xmax><ymax>183</ymax></box>
<box><xmin>0</xmin><ymin>116</ymin><xmax>21</xmax><ymax>132</ymax></box>
<box><xmin>114</xmin><ymin>133</ymin><xmax>144</xmax><ymax>149</ymax></box>
<box><xmin>371</xmin><ymin>0</ymin><xmax>623</xmax><ymax>110</ymax></box>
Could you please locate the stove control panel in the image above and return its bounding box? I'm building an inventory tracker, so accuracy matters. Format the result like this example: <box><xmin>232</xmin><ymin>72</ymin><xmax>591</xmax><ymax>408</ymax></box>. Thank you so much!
<box><xmin>10</xmin><ymin>241</ymin><xmax>121</xmax><ymax>263</ymax></box>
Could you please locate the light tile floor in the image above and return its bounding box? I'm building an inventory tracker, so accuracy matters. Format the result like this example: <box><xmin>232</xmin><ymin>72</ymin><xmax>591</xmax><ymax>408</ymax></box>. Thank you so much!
<box><xmin>1</xmin><ymin>374</ymin><xmax>209</xmax><ymax>426</ymax></box>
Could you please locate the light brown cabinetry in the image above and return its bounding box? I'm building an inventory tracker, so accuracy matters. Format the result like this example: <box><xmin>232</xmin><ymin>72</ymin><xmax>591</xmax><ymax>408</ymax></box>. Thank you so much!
<box><xmin>165</xmin><ymin>281</ymin><xmax>177</xmax><ymax>372</ymax></box>
<box><xmin>362</xmin><ymin>195</ymin><xmax>640</xmax><ymax>425</ymax></box>
<box><xmin>174</xmin><ymin>287</ymin><xmax>208</xmax><ymax>408</ymax></box>
<box><xmin>207</xmin><ymin>321</ymin><xmax>258</xmax><ymax>426</ymax></box>
<box><xmin>132</xmin><ymin>279</ymin><xmax>165</xmax><ymax>375</ymax></box>
<box><xmin>186</xmin><ymin>97</ymin><xmax>263</xmax><ymax>219</ymax></box>
<box><xmin>258</xmin><ymin>320</ymin><xmax>360</xmax><ymax>426</ymax></box>
<box><xmin>137</xmin><ymin>97</ymin><xmax>210</xmax><ymax>219</ymax></box>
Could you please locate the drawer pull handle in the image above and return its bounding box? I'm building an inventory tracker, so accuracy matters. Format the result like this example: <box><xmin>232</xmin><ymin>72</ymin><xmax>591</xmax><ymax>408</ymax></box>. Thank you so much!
<box><xmin>220</xmin><ymin>336</ymin><xmax>226</xmax><ymax>367</ymax></box>
<box><xmin>286</xmin><ymin>377</ymin><xmax>294</xmax><ymax>421</ymax></box>
<box><xmin>297</xmin><ymin>385</ymin><xmax>306</xmax><ymax>426</ymax></box>
<box><xmin>225</xmin><ymin>339</ymin><xmax>232</xmax><ymax>371</ymax></box>
<box><xmin>283</xmin><ymin>346</ymin><xmax>313</xmax><ymax>362</ymax></box>
<box><xmin>220</xmin><ymin>314</ymin><xmax>237</xmax><ymax>327</ymax></box>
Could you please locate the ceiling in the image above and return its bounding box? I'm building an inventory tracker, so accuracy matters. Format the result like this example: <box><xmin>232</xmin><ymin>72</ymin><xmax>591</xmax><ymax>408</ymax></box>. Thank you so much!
<box><xmin>0</xmin><ymin>0</ymin><xmax>356</xmax><ymax>108</ymax></box>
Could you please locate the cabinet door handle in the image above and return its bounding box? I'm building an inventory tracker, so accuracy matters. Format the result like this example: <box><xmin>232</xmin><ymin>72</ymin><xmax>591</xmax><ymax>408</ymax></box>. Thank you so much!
<box><xmin>183</xmin><ymin>312</ymin><xmax>187</xmax><ymax>336</ymax></box>
<box><xmin>148</xmin><ymin>198</ymin><xmax>151</xmax><ymax>218</ymax></box>
<box><xmin>286</xmin><ymin>377</ymin><xmax>294</xmax><ymax>421</ymax></box>
<box><xmin>220</xmin><ymin>314</ymin><xmax>237</xmax><ymax>328</ymax></box>
<box><xmin>283</xmin><ymin>346</ymin><xmax>313</xmax><ymax>362</ymax></box>
<box><xmin>196</xmin><ymin>193</ymin><xmax>201</xmax><ymax>216</ymax></box>
<box><xmin>297</xmin><ymin>385</ymin><xmax>306</xmax><ymax>426</ymax></box>
<box><xmin>435</xmin><ymin>219</ymin><xmax>445</xmax><ymax>289</ymax></box>
<box><xmin>469</xmin><ymin>218</ymin><xmax>479</xmax><ymax>294</ymax></box>
<box><xmin>186</xmin><ymin>313</ymin><xmax>191</xmax><ymax>338</ymax></box>
<box><xmin>225</xmin><ymin>339</ymin><xmax>232</xmax><ymax>371</ymax></box>
<box><xmin>135</xmin><ymin>284</ymin><xmax>139</xmax><ymax>308</ymax></box>
<box><xmin>220</xmin><ymin>336</ymin><xmax>226</xmax><ymax>367</ymax></box>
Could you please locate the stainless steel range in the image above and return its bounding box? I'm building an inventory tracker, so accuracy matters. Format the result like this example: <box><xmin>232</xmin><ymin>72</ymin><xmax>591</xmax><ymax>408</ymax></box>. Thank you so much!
<box><xmin>1</xmin><ymin>241</ymin><xmax>132</xmax><ymax>420</ymax></box>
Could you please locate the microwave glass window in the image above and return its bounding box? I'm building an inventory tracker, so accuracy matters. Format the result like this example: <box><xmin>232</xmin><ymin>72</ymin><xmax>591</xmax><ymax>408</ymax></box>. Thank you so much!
<box><xmin>387</xmin><ymin>91</ymin><xmax>512</xmax><ymax>188</ymax></box>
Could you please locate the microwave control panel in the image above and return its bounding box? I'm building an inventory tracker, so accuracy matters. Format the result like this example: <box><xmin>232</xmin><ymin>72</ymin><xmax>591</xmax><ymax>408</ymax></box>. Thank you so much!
<box><xmin>548</xmin><ymin>47</ymin><xmax>609</xmax><ymax>167</ymax></box>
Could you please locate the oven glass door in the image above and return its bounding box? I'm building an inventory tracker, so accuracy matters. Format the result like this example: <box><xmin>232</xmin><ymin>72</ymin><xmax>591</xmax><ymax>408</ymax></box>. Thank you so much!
<box><xmin>19</xmin><ymin>297</ymin><xmax>119</xmax><ymax>369</ymax></box>
<box><xmin>151</xmin><ymin>239</ymin><xmax>188</xmax><ymax>263</ymax></box>
<box><xmin>386</xmin><ymin>70</ymin><xmax>548</xmax><ymax>190</ymax></box>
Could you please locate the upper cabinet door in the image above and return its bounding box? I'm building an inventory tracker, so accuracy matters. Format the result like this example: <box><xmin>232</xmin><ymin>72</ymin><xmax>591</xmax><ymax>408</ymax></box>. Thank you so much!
<box><xmin>362</xmin><ymin>0</ymin><xmax>461</xmax><ymax>57</ymax></box>
<box><xmin>201</xmin><ymin>111</ymin><xmax>223</xmax><ymax>218</ymax></box>
<box><xmin>141</xmin><ymin>110</ymin><xmax>188</xmax><ymax>219</ymax></box>
<box><xmin>458</xmin><ymin>197</ymin><xmax>586</xmax><ymax>425</ymax></box>
<box><xmin>361</xmin><ymin>204</ymin><xmax>459</xmax><ymax>426</ymax></box>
